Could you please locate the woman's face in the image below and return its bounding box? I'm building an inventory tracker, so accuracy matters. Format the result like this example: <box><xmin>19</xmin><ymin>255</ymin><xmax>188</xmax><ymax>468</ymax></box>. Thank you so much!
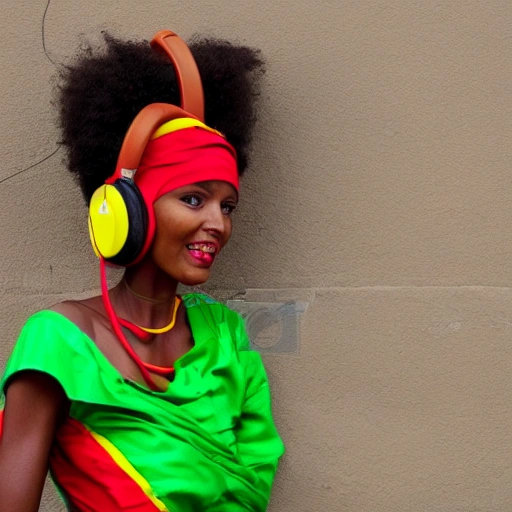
<box><xmin>151</xmin><ymin>180</ymin><xmax>238</xmax><ymax>286</ymax></box>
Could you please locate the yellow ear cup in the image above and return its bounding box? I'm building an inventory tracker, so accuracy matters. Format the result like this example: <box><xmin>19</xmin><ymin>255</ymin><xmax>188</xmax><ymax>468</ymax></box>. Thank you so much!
<box><xmin>88</xmin><ymin>185</ymin><xmax>130</xmax><ymax>259</ymax></box>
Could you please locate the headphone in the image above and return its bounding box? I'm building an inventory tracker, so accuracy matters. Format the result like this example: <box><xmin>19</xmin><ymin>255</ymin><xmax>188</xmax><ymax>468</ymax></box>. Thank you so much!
<box><xmin>88</xmin><ymin>30</ymin><xmax>205</xmax><ymax>266</ymax></box>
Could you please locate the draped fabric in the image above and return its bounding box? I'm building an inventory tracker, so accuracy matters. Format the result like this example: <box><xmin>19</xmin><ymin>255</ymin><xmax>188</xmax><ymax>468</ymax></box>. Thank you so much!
<box><xmin>0</xmin><ymin>294</ymin><xmax>284</xmax><ymax>511</ymax></box>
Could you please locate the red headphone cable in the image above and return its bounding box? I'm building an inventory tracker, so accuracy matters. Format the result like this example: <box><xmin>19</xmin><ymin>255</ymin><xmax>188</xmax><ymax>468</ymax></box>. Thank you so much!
<box><xmin>99</xmin><ymin>257</ymin><xmax>159</xmax><ymax>391</ymax></box>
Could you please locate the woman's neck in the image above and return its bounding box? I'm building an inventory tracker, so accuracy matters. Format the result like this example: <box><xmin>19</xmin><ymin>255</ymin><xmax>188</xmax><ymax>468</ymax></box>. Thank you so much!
<box><xmin>110</xmin><ymin>260</ymin><xmax>179</xmax><ymax>329</ymax></box>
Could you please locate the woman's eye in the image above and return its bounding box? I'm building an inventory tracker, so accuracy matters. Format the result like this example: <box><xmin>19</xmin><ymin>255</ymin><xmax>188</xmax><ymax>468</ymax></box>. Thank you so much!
<box><xmin>221</xmin><ymin>203</ymin><xmax>236</xmax><ymax>215</ymax></box>
<box><xmin>181</xmin><ymin>195</ymin><xmax>202</xmax><ymax>207</ymax></box>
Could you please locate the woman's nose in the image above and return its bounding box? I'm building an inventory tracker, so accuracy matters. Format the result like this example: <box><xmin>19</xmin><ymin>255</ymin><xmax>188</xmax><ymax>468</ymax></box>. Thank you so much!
<box><xmin>203</xmin><ymin>203</ymin><xmax>227</xmax><ymax>235</ymax></box>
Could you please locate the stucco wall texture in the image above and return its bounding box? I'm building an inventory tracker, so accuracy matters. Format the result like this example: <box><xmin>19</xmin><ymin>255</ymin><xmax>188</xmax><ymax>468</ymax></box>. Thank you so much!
<box><xmin>1</xmin><ymin>0</ymin><xmax>512</xmax><ymax>510</ymax></box>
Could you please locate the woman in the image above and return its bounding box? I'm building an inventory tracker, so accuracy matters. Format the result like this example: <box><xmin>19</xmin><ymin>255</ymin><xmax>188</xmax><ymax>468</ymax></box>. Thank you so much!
<box><xmin>0</xmin><ymin>29</ymin><xmax>284</xmax><ymax>511</ymax></box>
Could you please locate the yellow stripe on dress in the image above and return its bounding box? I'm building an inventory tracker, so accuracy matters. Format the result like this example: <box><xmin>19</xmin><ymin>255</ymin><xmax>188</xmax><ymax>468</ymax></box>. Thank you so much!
<box><xmin>85</xmin><ymin>425</ymin><xmax>169</xmax><ymax>511</ymax></box>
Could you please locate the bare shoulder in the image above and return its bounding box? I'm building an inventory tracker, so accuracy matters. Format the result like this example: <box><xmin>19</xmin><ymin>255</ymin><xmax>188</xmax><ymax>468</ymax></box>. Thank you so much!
<box><xmin>49</xmin><ymin>296</ymin><xmax>134</xmax><ymax>376</ymax></box>
<box><xmin>49</xmin><ymin>296</ymin><xmax>106</xmax><ymax>342</ymax></box>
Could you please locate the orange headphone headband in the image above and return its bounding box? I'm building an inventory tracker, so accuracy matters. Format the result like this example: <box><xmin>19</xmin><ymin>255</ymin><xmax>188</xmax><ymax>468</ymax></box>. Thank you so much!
<box><xmin>111</xmin><ymin>30</ymin><xmax>205</xmax><ymax>182</ymax></box>
<box><xmin>110</xmin><ymin>103</ymin><xmax>195</xmax><ymax>182</ymax></box>
<box><xmin>150</xmin><ymin>30</ymin><xmax>204</xmax><ymax>122</ymax></box>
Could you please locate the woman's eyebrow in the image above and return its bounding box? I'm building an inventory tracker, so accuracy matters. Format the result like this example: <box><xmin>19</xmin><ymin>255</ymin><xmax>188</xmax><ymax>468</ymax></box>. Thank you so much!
<box><xmin>194</xmin><ymin>182</ymin><xmax>238</xmax><ymax>201</ymax></box>
<box><xmin>195</xmin><ymin>182</ymin><xmax>212</xmax><ymax>192</ymax></box>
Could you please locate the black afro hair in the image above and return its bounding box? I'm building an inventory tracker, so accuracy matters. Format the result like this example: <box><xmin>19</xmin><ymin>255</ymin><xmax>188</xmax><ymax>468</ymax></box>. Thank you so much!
<box><xmin>57</xmin><ymin>32</ymin><xmax>265</xmax><ymax>202</ymax></box>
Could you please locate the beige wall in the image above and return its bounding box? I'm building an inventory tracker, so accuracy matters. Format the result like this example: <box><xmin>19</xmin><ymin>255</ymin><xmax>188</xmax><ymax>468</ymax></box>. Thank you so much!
<box><xmin>2</xmin><ymin>0</ymin><xmax>512</xmax><ymax>510</ymax></box>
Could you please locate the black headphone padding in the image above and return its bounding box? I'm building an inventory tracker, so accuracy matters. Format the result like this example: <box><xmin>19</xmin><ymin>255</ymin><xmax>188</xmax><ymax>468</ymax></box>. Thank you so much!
<box><xmin>108</xmin><ymin>178</ymin><xmax>148</xmax><ymax>266</ymax></box>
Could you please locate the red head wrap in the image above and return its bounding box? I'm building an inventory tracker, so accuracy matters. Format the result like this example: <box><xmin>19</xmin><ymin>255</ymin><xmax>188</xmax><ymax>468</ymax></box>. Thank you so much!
<box><xmin>133</xmin><ymin>125</ymin><xmax>238</xmax><ymax>263</ymax></box>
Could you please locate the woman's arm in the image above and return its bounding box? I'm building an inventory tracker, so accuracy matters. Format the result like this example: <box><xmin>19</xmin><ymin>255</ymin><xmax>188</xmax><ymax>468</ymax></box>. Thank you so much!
<box><xmin>0</xmin><ymin>371</ymin><xmax>66</xmax><ymax>512</ymax></box>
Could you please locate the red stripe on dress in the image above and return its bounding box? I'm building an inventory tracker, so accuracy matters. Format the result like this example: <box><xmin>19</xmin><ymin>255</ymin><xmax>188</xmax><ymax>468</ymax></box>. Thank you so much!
<box><xmin>50</xmin><ymin>417</ymin><xmax>164</xmax><ymax>512</ymax></box>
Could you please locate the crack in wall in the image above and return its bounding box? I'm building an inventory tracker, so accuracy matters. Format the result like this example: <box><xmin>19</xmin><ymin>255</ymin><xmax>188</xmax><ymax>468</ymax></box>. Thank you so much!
<box><xmin>0</xmin><ymin>0</ymin><xmax>59</xmax><ymax>187</ymax></box>
<box><xmin>42</xmin><ymin>0</ymin><xmax>55</xmax><ymax>65</ymax></box>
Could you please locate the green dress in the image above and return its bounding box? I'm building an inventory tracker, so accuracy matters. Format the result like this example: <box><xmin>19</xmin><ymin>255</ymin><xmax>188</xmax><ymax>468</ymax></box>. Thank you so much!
<box><xmin>0</xmin><ymin>293</ymin><xmax>284</xmax><ymax>511</ymax></box>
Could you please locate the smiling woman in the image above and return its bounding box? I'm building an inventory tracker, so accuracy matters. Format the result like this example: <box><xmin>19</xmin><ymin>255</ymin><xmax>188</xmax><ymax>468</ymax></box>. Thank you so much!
<box><xmin>0</xmin><ymin>29</ymin><xmax>283</xmax><ymax>512</ymax></box>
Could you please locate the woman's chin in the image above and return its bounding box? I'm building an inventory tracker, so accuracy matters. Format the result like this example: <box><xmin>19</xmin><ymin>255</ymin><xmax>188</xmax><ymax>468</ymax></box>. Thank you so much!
<box><xmin>178</xmin><ymin>270</ymin><xmax>211</xmax><ymax>287</ymax></box>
